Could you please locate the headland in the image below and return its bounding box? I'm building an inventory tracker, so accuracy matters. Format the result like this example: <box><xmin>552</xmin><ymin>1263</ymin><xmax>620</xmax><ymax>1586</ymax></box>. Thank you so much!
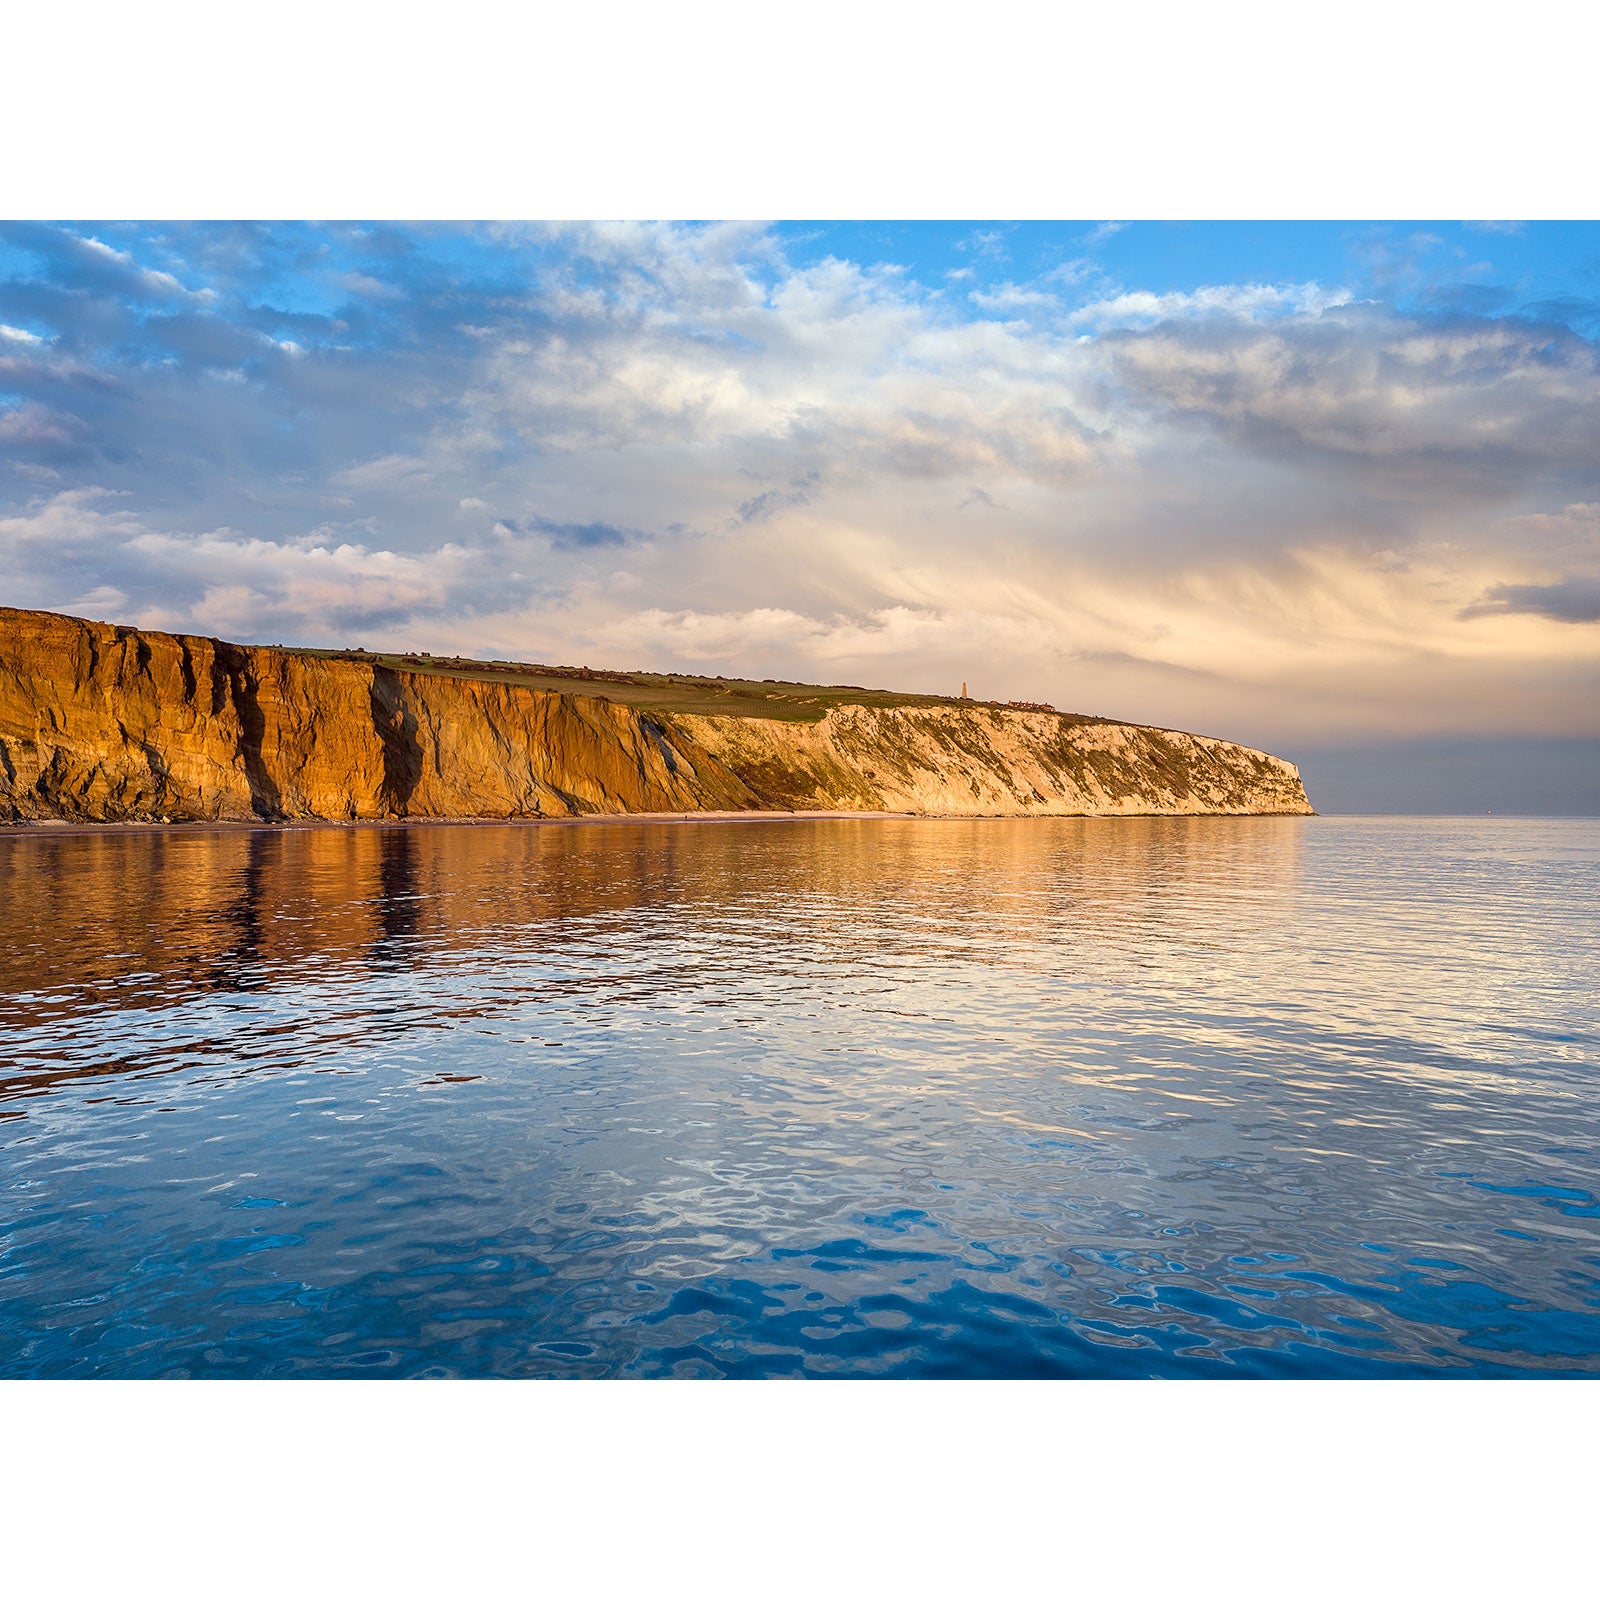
<box><xmin>0</xmin><ymin>606</ymin><xmax>1314</xmax><ymax>824</ymax></box>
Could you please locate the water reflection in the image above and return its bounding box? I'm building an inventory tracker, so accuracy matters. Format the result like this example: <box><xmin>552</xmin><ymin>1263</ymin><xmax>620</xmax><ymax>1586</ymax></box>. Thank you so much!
<box><xmin>1</xmin><ymin>815</ymin><xmax>1597</xmax><ymax>1377</ymax></box>
<box><xmin>2</xmin><ymin>816</ymin><xmax>1309</xmax><ymax>1034</ymax></box>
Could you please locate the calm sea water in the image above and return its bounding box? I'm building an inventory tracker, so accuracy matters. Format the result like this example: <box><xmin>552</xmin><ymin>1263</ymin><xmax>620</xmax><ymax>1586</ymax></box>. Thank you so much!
<box><xmin>2</xmin><ymin>815</ymin><xmax>1596</xmax><ymax>1379</ymax></box>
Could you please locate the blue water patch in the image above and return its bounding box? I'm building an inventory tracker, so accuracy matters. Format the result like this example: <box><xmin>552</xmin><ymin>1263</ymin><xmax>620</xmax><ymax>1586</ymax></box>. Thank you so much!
<box><xmin>2</xmin><ymin>815</ymin><xmax>1599</xmax><ymax>1377</ymax></box>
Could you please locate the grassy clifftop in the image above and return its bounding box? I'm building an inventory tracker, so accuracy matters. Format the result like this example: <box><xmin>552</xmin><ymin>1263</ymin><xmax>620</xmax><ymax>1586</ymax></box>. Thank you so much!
<box><xmin>285</xmin><ymin>646</ymin><xmax>1096</xmax><ymax>727</ymax></box>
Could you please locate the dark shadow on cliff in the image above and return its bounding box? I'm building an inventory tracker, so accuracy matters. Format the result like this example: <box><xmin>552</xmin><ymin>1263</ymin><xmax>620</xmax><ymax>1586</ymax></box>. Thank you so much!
<box><xmin>368</xmin><ymin>668</ymin><xmax>424</xmax><ymax>815</ymax></box>
<box><xmin>216</xmin><ymin>645</ymin><xmax>282</xmax><ymax>820</ymax></box>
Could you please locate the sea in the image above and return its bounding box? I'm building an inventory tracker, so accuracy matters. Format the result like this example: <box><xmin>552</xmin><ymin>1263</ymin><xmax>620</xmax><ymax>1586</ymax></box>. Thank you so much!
<box><xmin>1</xmin><ymin>814</ymin><xmax>1596</xmax><ymax>1379</ymax></box>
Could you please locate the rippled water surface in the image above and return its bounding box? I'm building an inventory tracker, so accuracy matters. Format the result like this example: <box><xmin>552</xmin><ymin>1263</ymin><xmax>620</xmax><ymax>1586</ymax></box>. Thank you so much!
<box><xmin>2</xmin><ymin>815</ymin><xmax>1597</xmax><ymax>1378</ymax></box>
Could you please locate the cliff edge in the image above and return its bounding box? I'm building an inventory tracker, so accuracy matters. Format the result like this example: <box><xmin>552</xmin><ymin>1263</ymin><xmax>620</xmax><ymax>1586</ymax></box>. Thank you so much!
<box><xmin>0</xmin><ymin>607</ymin><xmax>1314</xmax><ymax>823</ymax></box>
<box><xmin>678</xmin><ymin>705</ymin><xmax>1312</xmax><ymax>817</ymax></box>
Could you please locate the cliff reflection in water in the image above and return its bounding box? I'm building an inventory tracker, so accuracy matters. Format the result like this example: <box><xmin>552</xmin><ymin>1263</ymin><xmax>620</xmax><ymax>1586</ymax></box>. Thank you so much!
<box><xmin>1</xmin><ymin>816</ymin><xmax>1304</xmax><ymax>1101</ymax></box>
<box><xmin>4</xmin><ymin>815</ymin><xmax>1307</xmax><ymax>986</ymax></box>
<box><xmin>2</xmin><ymin>815</ymin><xmax>1598</xmax><ymax>1378</ymax></box>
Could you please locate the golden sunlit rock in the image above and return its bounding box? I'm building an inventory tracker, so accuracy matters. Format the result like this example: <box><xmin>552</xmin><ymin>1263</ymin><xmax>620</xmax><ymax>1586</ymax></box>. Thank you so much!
<box><xmin>0</xmin><ymin>607</ymin><xmax>1313</xmax><ymax>822</ymax></box>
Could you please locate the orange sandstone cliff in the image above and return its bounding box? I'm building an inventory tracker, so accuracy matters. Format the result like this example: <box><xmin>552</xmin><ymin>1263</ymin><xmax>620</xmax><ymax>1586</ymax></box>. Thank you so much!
<box><xmin>0</xmin><ymin>608</ymin><xmax>758</xmax><ymax>822</ymax></box>
<box><xmin>0</xmin><ymin>607</ymin><xmax>1314</xmax><ymax>823</ymax></box>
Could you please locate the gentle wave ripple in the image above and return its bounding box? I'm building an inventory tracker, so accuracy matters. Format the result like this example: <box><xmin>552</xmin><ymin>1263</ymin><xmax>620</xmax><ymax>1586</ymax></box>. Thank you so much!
<box><xmin>2</xmin><ymin>815</ymin><xmax>1598</xmax><ymax>1377</ymax></box>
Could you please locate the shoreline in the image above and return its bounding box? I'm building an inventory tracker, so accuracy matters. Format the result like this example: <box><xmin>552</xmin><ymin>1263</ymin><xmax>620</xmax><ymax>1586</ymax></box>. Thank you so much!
<box><xmin>0</xmin><ymin>807</ymin><xmax>1316</xmax><ymax>840</ymax></box>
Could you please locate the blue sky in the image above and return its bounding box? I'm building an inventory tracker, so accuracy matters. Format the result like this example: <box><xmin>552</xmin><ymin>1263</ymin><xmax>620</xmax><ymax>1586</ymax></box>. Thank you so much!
<box><xmin>780</xmin><ymin>221</ymin><xmax>1600</xmax><ymax>329</ymax></box>
<box><xmin>2</xmin><ymin>219</ymin><xmax>1598</xmax><ymax>807</ymax></box>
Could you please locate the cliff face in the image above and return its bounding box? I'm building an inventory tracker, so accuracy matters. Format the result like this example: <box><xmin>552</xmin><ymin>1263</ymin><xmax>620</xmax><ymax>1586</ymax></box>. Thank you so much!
<box><xmin>677</xmin><ymin>705</ymin><xmax>1314</xmax><ymax>816</ymax></box>
<box><xmin>0</xmin><ymin>608</ymin><xmax>758</xmax><ymax>822</ymax></box>
<box><xmin>0</xmin><ymin>607</ymin><xmax>1314</xmax><ymax>823</ymax></box>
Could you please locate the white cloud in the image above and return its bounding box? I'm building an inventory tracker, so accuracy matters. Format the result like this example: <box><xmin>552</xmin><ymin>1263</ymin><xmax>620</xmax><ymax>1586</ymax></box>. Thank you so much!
<box><xmin>337</xmin><ymin>454</ymin><xmax>434</xmax><ymax>490</ymax></box>
<box><xmin>0</xmin><ymin>491</ymin><xmax>505</xmax><ymax>641</ymax></box>
<box><xmin>1069</xmin><ymin>281</ymin><xmax>1353</xmax><ymax>330</ymax></box>
<box><xmin>1106</xmin><ymin>309</ymin><xmax>1600</xmax><ymax>470</ymax></box>
<box><xmin>0</xmin><ymin>404</ymin><xmax>80</xmax><ymax>446</ymax></box>
<box><xmin>63</xmin><ymin>583</ymin><xmax>130</xmax><ymax>617</ymax></box>
<box><xmin>955</xmin><ymin>228</ymin><xmax>1009</xmax><ymax>259</ymax></box>
<box><xmin>968</xmin><ymin>283</ymin><xmax>1059</xmax><ymax>313</ymax></box>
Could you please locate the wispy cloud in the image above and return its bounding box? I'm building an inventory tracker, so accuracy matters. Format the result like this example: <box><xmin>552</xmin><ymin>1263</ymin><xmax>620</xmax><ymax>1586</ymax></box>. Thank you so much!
<box><xmin>1069</xmin><ymin>281</ymin><xmax>1353</xmax><ymax>330</ymax></box>
<box><xmin>955</xmin><ymin>227</ymin><xmax>1010</xmax><ymax>260</ymax></box>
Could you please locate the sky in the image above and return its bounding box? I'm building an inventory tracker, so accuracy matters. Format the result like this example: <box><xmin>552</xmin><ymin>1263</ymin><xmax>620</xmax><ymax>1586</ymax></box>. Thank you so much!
<box><xmin>2</xmin><ymin>219</ymin><xmax>1598</xmax><ymax>811</ymax></box>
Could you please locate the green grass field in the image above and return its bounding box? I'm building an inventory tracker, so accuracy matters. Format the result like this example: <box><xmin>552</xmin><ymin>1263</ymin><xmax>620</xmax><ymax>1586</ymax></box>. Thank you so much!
<box><xmin>283</xmin><ymin>645</ymin><xmax>1090</xmax><ymax>726</ymax></box>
